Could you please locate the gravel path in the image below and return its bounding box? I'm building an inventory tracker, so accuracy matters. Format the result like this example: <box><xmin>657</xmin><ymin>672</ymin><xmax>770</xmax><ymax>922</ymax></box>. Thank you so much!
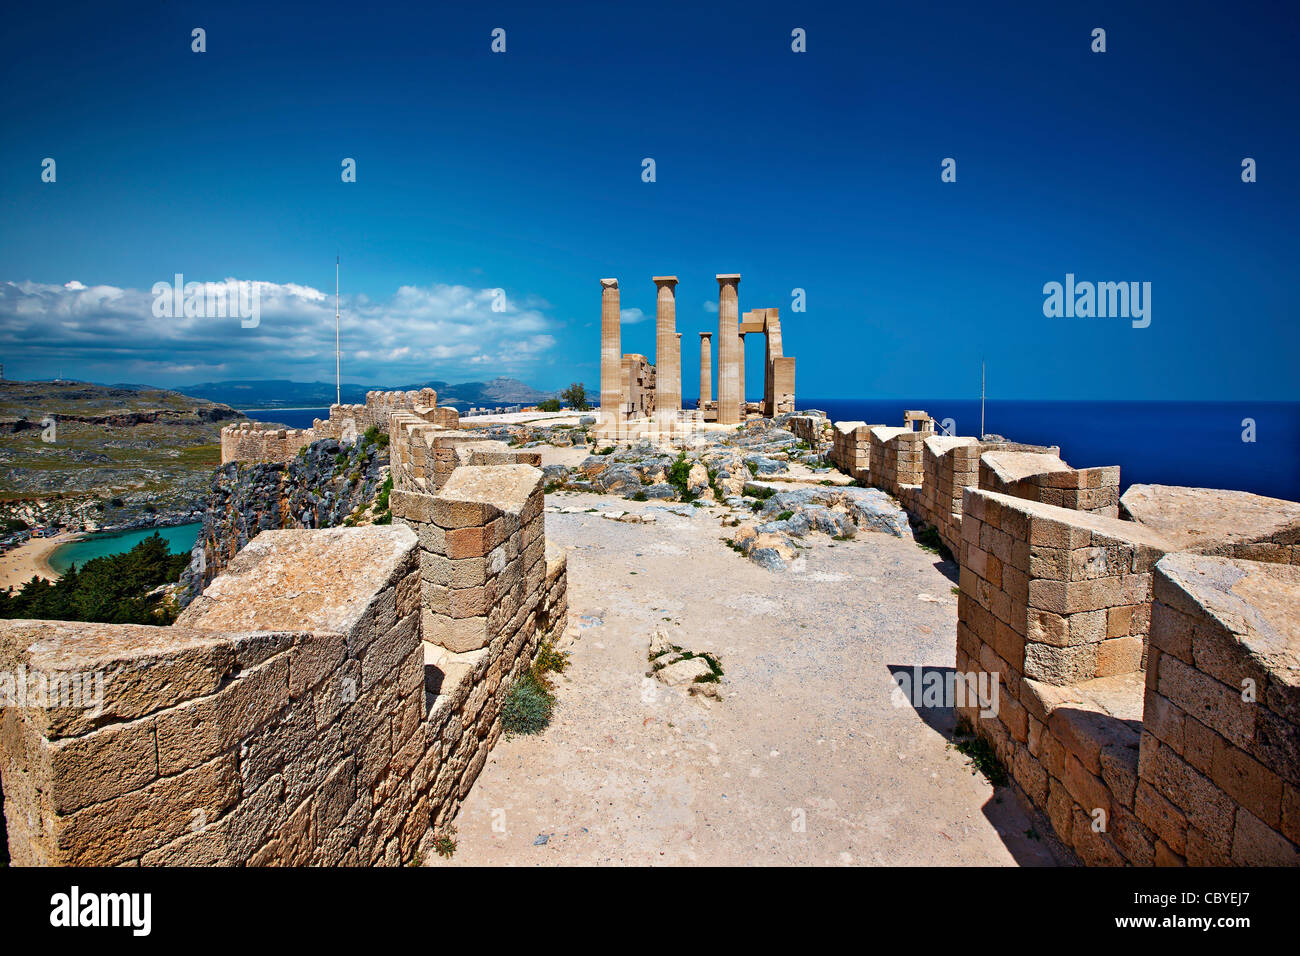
<box><xmin>435</xmin><ymin>491</ymin><xmax>1069</xmax><ymax>866</ymax></box>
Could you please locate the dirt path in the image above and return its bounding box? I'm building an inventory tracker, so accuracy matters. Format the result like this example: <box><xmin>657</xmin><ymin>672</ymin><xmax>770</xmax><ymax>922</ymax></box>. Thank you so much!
<box><xmin>435</xmin><ymin>491</ymin><xmax>1068</xmax><ymax>866</ymax></box>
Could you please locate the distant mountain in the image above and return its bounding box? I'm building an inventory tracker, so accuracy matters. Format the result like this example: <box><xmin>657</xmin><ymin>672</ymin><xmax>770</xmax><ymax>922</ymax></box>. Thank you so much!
<box><xmin>178</xmin><ymin>377</ymin><xmax>557</xmax><ymax>409</ymax></box>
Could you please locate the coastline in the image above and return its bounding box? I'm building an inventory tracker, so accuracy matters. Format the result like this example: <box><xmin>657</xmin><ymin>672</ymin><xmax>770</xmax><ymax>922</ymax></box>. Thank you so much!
<box><xmin>0</xmin><ymin>531</ymin><xmax>81</xmax><ymax>590</ymax></box>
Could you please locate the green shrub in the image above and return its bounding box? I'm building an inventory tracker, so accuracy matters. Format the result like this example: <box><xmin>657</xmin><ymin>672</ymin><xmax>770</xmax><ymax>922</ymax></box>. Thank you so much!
<box><xmin>951</xmin><ymin>730</ymin><xmax>1008</xmax><ymax>787</ymax></box>
<box><xmin>776</xmin><ymin>510</ymin><xmax>795</xmax><ymax>522</ymax></box>
<box><xmin>666</xmin><ymin>452</ymin><xmax>697</xmax><ymax>501</ymax></box>
<box><xmin>560</xmin><ymin>383</ymin><xmax>589</xmax><ymax>410</ymax></box>
<box><xmin>432</xmin><ymin>827</ymin><xmax>457</xmax><ymax>858</ymax></box>
<box><xmin>537</xmin><ymin>398</ymin><xmax>562</xmax><ymax>412</ymax></box>
<box><xmin>914</xmin><ymin>525</ymin><xmax>954</xmax><ymax>562</ymax></box>
<box><xmin>500</xmin><ymin>672</ymin><xmax>555</xmax><ymax>736</ymax></box>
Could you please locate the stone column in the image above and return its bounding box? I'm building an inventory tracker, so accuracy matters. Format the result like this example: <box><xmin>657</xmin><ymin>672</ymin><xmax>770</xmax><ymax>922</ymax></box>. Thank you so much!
<box><xmin>653</xmin><ymin>276</ymin><xmax>680</xmax><ymax>418</ymax></box>
<box><xmin>699</xmin><ymin>332</ymin><xmax>712</xmax><ymax>406</ymax></box>
<box><xmin>675</xmin><ymin>332</ymin><xmax>683</xmax><ymax>413</ymax></box>
<box><xmin>716</xmin><ymin>274</ymin><xmax>741</xmax><ymax>424</ymax></box>
<box><xmin>737</xmin><ymin>331</ymin><xmax>746</xmax><ymax>416</ymax></box>
<box><xmin>600</xmin><ymin>278</ymin><xmax>621</xmax><ymax>424</ymax></box>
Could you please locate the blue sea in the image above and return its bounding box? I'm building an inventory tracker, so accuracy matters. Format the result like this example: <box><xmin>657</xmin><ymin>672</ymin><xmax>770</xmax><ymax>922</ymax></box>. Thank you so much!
<box><xmin>49</xmin><ymin>522</ymin><xmax>203</xmax><ymax>574</ymax></box>
<box><xmin>797</xmin><ymin>399</ymin><xmax>1300</xmax><ymax>502</ymax></box>
<box><xmin>238</xmin><ymin>407</ymin><xmax>330</xmax><ymax>429</ymax></box>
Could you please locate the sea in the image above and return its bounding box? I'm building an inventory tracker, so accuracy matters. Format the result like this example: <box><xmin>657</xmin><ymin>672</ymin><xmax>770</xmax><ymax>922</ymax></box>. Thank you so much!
<box><xmin>49</xmin><ymin>522</ymin><xmax>204</xmax><ymax>574</ymax></box>
<box><xmin>238</xmin><ymin>402</ymin><xmax>1299</xmax><ymax>502</ymax></box>
<box><xmin>797</xmin><ymin>399</ymin><xmax>1300</xmax><ymax>502</ymax></box>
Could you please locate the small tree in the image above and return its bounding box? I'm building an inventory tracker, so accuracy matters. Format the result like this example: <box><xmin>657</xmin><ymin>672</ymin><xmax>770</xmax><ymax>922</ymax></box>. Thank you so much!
<box><xmin>560</xmin><ymin>382</ymin><xmax>588</xmax><ymax>410</ymax></box>
<box><xmin>537</xmin><ymin>398</ymin><xmax>562</xmax><ymax>412</ymax></box>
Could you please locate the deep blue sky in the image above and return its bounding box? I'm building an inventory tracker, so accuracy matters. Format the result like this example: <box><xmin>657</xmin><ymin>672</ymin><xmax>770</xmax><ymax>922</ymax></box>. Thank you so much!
<box><xmin>1</xmin><ymin>0</ymin><xmax>1297</xmax><ymax>399</ymax></box>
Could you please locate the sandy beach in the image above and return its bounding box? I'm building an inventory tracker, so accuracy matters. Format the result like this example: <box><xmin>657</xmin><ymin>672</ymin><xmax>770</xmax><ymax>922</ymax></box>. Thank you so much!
<box><xmin>0</xmin><ymin>531</ymin><xmax>78</xmax><ymax>590</ymax></box>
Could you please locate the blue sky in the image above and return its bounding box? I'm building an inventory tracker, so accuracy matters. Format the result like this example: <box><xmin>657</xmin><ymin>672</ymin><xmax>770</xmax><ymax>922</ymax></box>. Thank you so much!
<box><xmin>1</xmin><ymin>0</ymin><xmax>1297</xmax><ymax>399</ymax></box>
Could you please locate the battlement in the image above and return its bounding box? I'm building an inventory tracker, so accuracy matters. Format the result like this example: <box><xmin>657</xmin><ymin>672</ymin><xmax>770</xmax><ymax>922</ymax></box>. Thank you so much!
<box><xmin>0</xmin><ymin>428</ymin><xmax>566</xmax><ymax>866</ymax></box>
<box><xmin>816</xmin><ymin>406</ymin><xmax>1300</xmax><ymax>864</ymax></box>
<box><xmin>219</xmin><ymin>421</ymin><xmax>316</xmax><ymax>465</ymax></box>
<box><xmin>221</xmin><ymin>388</ymin><xmax>450</xmax><ymax>465</ymax></box>
<box><xmin>952</xmin><ymin>486</ymin><xmax>1300</xmax><ymax>865</ymax></box>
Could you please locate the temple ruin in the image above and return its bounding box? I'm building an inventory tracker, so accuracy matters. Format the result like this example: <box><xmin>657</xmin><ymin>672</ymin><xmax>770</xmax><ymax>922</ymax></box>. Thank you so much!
<box><xmin>594</xmin><ymin>273</ymin><xmax>796</xmax><ymax>444</ymax></box>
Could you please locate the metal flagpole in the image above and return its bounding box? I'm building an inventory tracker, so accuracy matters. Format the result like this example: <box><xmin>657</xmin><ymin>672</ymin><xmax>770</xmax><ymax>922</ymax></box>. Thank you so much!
<box><xmin>980</xmin><ymin>360</ymin><xmax>986</xmax><ymax>439</ymax></box>
<box><xmin>335</xmin><ymin>255</ymin><xmax>341</xmax><ymax>406</ymax></box>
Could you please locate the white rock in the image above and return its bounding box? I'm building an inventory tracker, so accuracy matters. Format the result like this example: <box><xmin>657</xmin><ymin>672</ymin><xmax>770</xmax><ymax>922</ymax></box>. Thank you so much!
<box><xmin>656</xmin><ymin>656</ymin><xmax>713</xmax><ymax>686</ymax></box>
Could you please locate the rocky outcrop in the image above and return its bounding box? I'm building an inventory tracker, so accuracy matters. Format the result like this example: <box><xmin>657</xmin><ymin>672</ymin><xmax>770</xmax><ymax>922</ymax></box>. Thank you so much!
<box><xmin>731</xmin><ymin>485</ymin><xmax>910</xmax><ymax>570</ymax></box>
<box><xmin>540</xmin><ymin>415</ymin><xmax>830</xmax><ymax>504</ymax></box>
<box><xmin>179</xmin><ymin>433</ymin><xmax>390</xmax><ymax>605</ymax></box>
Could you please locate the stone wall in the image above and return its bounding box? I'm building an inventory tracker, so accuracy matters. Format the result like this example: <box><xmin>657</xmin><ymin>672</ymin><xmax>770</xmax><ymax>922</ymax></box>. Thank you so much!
<box><xmin>919</xmin><ymin>436</ymin><xmax>981</xmax><ymax>556</ymax></box>
<box><xmin>869</xmin><ymin>427</ymin><xmax>928</xmax><ymax>505</ymax></box>
<box><xmin>220</xmin><ymin>422</ymin><xmax>315</xmax><ymax>465</ymax></box>
<box><xmin>390</xmin><ymin>463</ymin><xmax>551</xmax><ymax>655</ymax></box>
<box><xmin>829</xmin><ymin>422</ymin><xmax>880</xmax><ymax>483</ymax></box>
<box><xmin>918</xmin><ymin>438</ymin><xmax>1062</xmax><ymax>557</ymax></box>
<box><xmin>1120</xmin><ymin>484</ymin><xmax>1300</xmax><ymax>565</ymax></box>
<box><xmin>221</xmin><ymin>389</ymin><xmax>443</xmax><ymax>465</ymax></box>
<box><xmin>387</xmin><ymin>411</ymin><xmax>541</xmax><ymax>495</ymax></box>
<box><xmin>786</xmin><ymin>414</ymin><xmax>831</xmax><ymax>459</ymax></box>
<box><xmin>953</xmin><ymin>486</ymin><xmax>1300</xmax><ymax>865</ymax></box>
<box><xmin>955</xmin><ymin>489</ymin><xmax>1173</xmax><ymax>864</ymax></box>
<box><xmin>0</xmin><ymin>526</ymin><xmax>421</xmax><ymax>865</ymax></box>
<box><xmin>979</xmin><ymin>451</ymin><xmax>1119</xmax><ymax>517</ymax></box>
<box><xmin>1139</xmin><ymin>553</ymin><xmax>1300</xmax><ymax>865</ymax></box>
<box><xmin>1</xmin><ymin>428</ymin><xmax>568</xmax><ymax>866</ymax></box>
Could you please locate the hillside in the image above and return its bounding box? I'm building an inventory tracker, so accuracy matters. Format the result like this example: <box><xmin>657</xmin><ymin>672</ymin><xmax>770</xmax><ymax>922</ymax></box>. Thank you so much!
<box><xmin>0</xmin><ymin>380</ymin><xmax>244</xmax><ymax>532</ymax></box>
<box><xmin>180</xmin><ymin>376</ymin><xmax>558</xmax><ymax>409</ymax></box>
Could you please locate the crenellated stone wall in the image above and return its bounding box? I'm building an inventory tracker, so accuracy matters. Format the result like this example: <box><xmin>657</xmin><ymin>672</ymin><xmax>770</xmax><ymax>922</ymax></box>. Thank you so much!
<box><xmin>918</xmin><ymin>438</ymin><xmax>1062</xmax><ymax>557</ymax></box>
<box><xmin>980</xmin><ymin>451</ymin><xmax>1120</xmax><ymax>517</ymax></box>
<box><xmin>221</xmin><ymin>389</ymin><xmax>444</xmax><ymax>465</ymax></box>
<box><xmin>828</xmin><ymin>421</ymin><xmax>880</xmax><ymax>483</ymax></box>
<box><xmin>220</xmin><ymin>422</ymin><xmax>316</xmax><ymax>465</ymax></box>
<box><xmin>1138</xmin><ymin>554</ymin><xmax>1300</xmax><ymax>865</ymax></box>
<box><xmin>952</xmin><ymin>484</ymin><xmax>1300</xmax><ymax>866</ymax></box>
<box><xmin>1</xmin><ymin>415</ymin><xmax>568</xmax><ymax>867</ymax></box>
<box><xmin>390</xmin><ymin>464</ymin><xmax>550</xmax><ymax>656</ymax></box>
<box><xmin>786</xmin><ymin>414</ymin><xmax>832</xmax><ymax>459</ymax></box>
<box><xmin>869</xmin><ymin>426</ymin><xmax>928</xmax><ymax>506</ymax></box>
<box><xmin>387</xmin><ymin>411</ymin><xmax>541</xmax><ymax>495</ymax></box>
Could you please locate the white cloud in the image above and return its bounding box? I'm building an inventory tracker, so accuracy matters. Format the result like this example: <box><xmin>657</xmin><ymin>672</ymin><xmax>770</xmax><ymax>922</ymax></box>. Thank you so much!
<box><xmin>620</xmin><ymin>307</ymin><xmax>648</xmax><ymax>325</ymax></box>
<box><xmin>0</xmin><ymin>277</ymin><xmax>563</xmax><ymax>385</ymax></box>
<box><xmin>703</xmin><ymin>300</ymin><xmax>718</xmax><ymax>313</ymax></box>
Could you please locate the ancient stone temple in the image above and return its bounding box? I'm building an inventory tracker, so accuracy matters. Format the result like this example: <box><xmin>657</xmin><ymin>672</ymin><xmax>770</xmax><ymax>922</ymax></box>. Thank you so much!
<box><xmin>595</xmin><ymin>272</ymin><xmax>796</xmax><ymax>443</ymax></box>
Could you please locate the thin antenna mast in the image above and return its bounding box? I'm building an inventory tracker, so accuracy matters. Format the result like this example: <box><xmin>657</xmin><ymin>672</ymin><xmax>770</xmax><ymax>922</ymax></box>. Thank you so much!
<box><xmin>980</xmin><ymin>359</ymin><xmax>986</xmax><ymax>439</ymax></box>
<box><xmin>335</xmin><ymin>255</ymin><xmax>341</xmax><ymax>406</ymax></box>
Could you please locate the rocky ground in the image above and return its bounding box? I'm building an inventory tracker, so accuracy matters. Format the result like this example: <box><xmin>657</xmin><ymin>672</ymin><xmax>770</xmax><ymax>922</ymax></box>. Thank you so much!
<box><xmin>433</xmin><ymin>490</ymin><xmax>1071</xmax><ymax>866</ymax></box>
<box><xmin>465</xmin><ymin>412</ymin><xmax>913</xmax><ymax>571</ymax></box>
